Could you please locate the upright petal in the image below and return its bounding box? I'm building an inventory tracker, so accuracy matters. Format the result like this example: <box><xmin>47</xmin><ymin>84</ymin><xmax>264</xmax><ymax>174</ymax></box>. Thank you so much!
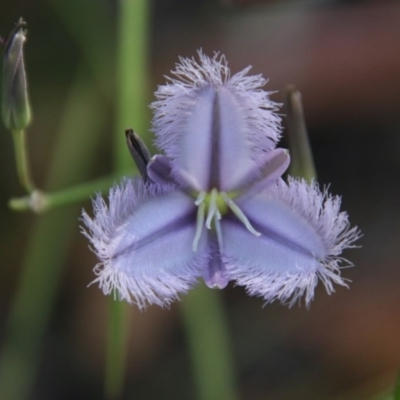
<box><xmin>151</xmin><ymin>51</ymin><xmax>282</xmax><ymax>191</ymax></box>
<box><xmin>222</xmin><ymin>178</ymin><xmax>360</xmax><ymax>306</ymax></box>
<box><xmin>235</xmin><ymin>148</ymin><xmax>290</xmax><ymax>198</ymax></box>
<box><xmin>147</xmin><ymin>154</ymin><xmax>175</xmax><ymax>186</ymax></box>
<box><xmin>81</xmin><ymin>178</ymin><xmax>209</xmax><ymax>309</ymax></box>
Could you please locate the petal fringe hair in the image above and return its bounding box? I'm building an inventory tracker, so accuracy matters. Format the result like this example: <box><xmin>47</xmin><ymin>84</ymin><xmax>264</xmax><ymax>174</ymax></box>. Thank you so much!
<box><xmin>81</xmin><ymin>179</ymin><xmax>206</xmax><ymax>309</ymax></box>
<box><xmin>227</xmin><ymin>178</ymin><xmax>361</xmax><ymax>307</ymax></box>
<box><xmin>151</xmin><ymin>50</ymin><xmax>282</xmax><ymax>166</ymax></box>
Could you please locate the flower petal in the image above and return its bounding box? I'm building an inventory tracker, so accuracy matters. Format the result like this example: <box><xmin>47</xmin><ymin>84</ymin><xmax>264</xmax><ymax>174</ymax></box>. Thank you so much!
<box><xmin>222</xmin><ymin>178</ymin><xmax>360</xmax><ymax>306</ymax></box>
<box><xmin>81</xmin><ymin>178</ymin><xmax>209</xmax><ymax>309</ymax></box>
<box><xmin>235</xmin><ymin>148</ymin><xmax>290</xmax><ymax>198</ymax></box>
<box><xmin>151</xmin><ymin>51</ymin><xmax>282</xmax><ymax>191</ymax></box>
<box><xmin>202</xmin><ymin>237</ymin><xmax>229</xmax><ymax>289</ymax></box>
<box><xmin>216</xmin><ymin>86</ymin><xmax>258</xmax><ymax>191</ymax></box>
<box><xmin>147</xmin><ymin>154</ymin><xmax>175</xmax><ymax>186</ymax></box>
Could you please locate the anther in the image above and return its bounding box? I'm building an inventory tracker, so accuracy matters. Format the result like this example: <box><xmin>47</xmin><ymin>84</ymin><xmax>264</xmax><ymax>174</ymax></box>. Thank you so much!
<box><xmin>220</xmin><ymin>192</ymin><xmax>261</xmax><ymax>237</ymax></box>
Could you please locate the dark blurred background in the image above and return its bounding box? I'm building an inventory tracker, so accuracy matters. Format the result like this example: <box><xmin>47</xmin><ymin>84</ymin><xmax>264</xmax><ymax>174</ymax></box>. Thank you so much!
<box><xmin>1</xmin><ymin>0</ymin><xmax>400</xmax><ymax>399</ymax></box>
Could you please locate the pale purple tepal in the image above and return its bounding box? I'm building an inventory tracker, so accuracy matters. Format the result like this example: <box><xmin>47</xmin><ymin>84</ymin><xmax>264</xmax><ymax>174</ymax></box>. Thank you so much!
<box><xmin>81</xmin><ymin>52</ymin><xmax>360</xmax><ymax>309</ymax></box>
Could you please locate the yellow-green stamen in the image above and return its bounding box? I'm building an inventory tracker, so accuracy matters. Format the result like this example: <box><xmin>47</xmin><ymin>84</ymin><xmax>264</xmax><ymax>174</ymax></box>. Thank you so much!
<box><xmin>192</xmin><ymin>188</ymin><xmax>261</xmax><ymax>252</ymax></box>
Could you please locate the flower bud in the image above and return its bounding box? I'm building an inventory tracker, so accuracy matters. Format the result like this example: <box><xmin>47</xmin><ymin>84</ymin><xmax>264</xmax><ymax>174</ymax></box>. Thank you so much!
<box><xmin>2</xmin><ymin>18</ymin><xmax>31</xmax><ymax>131</ymax></box>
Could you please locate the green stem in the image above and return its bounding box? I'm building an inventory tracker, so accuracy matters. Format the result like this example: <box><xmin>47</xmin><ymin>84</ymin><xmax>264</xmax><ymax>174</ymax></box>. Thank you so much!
<box><xmin>8</xmin><ymin>175</ymin><xmax>116</xmax><ymax>213</ymax></box>
<box><xmin>12</xmin><ymin>129</ymin><xmax>35</xmax><ymax>192</ymax></box>
<box><xmin>104</xmin><ymin>0</ymin><xmax>150</xmax><ymax>399</ymax></box>
<box><xmin>106</xmin><ymin>298</ymin><xmax>129</xmax><ymax>400</ymax></box>
<box><xmin>181</xmin><ymin>286</ymin><xmax>237</xmax><ymax>400</ymax></box>
<box><xmin>114</xmin><ymin>0</ymin><xmax>150</xmax><ymax>173</ymax></box>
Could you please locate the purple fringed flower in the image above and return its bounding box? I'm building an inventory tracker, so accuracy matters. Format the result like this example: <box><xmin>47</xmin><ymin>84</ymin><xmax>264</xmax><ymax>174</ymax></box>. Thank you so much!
<box><xmin>81</xmin><ymin>52</ymin><xmax>360</xmax><ymax>309</ymax></box>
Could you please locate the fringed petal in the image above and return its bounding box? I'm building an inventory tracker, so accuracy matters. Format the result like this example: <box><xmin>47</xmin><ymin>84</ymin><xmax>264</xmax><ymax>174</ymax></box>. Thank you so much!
<box><xmin>151</xmin><ymin>51</ymin><xmax>282</xmax><ymax>191</ymax></box>
<box><xmin>222</xmin><ymin>178</ymin><xmax>360</xmax><ymax>306</ymax></box>
<box><xmin>81</xmin><ymin>178</ymin><xmax>209</xmax><ymax>309</ymax></box>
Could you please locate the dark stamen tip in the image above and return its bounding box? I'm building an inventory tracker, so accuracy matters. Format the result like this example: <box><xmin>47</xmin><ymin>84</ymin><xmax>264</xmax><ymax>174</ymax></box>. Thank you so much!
<box><xmin>125</xmin><ymin>128</ymin><xmax>151</xmax><ymax>182</ymax></box>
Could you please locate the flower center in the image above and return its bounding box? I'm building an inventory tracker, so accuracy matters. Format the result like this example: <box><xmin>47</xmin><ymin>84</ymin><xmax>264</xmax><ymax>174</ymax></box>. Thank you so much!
<box><xmin>192</xmin><ymin>188</ymin><xmax>261</xmax><ymax>252</ymax></box>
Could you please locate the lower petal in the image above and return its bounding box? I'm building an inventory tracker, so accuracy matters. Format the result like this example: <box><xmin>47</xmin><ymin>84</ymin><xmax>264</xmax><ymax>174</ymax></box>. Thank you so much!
<box><xmin>81</xmin><ymin>178</ymin><xmax>209</xmax><ymax>309</ymax></box>
<box><xmin>222</xmin><ymin>219</ymin><xmax>325</xmax><ymax>306</ymax></box>
<box><xmin>235</xmin><ymin>148</ymin><xmax>290</xmax><ymax>198</ymax></box>
<box><xmin>222</xmin><ymin>178</ymin><xmax>360</xmax><ymax>306</ymax></box>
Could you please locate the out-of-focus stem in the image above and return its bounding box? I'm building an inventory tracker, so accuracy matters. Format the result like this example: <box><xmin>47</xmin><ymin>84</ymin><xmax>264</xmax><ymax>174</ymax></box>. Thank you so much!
<box><xmin>114</xmin><ymin>0</ymin><xmax>150</xmax><ymax>173</ymax></box>
<box><xmin>394</xmin><ymin>371</ymin><xmax>400</xmax><ymax>400</ymax></box>
<box><xmin>8</xmin><ymin>175</ymin><xmax>115</xmax><ymax>213</ymax></box>
<box><xmin>105</xmin><ymin>1</ymin><xmax>150</xmax><ymax>399</ymax></box>
<box><xmin>12</xmin><ymin>129</ymin><xmax>35</xmax><ymax>192</ymax></box>
<box><xmin>106</xmin><ymin>297</ymin><xmax>129</xmax><ymax>400</ymax></box>
<box><xmin>181</xmin><ymin>286</ymin><xmax>237</xmax><ymax>400</ymax></box>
